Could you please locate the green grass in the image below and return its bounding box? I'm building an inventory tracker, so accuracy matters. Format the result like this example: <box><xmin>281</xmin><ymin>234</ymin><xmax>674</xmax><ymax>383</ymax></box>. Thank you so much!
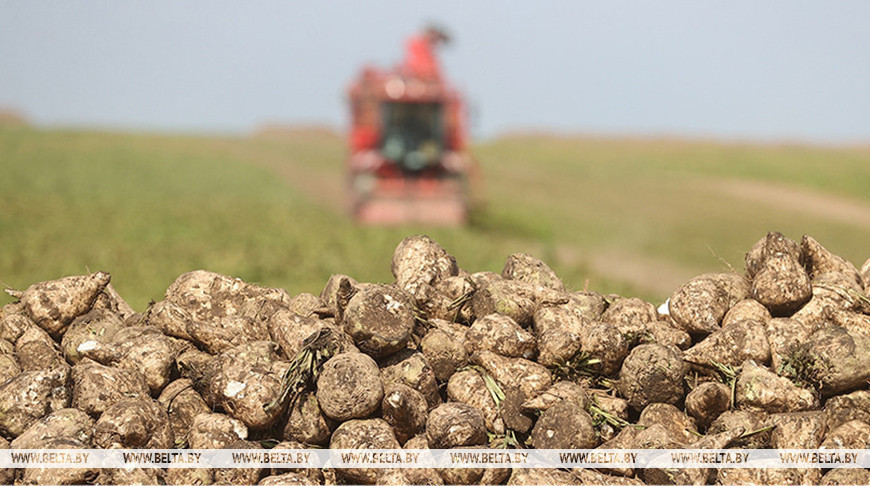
<box><xmin>2</xmin><ymin>125</ymin><xmax>869</xmax><ymax>311</ymax></box>
<box><xmin>473</xmin><ymin>135</ymin><xmax>870</xmax><ymax>290</ymax></box>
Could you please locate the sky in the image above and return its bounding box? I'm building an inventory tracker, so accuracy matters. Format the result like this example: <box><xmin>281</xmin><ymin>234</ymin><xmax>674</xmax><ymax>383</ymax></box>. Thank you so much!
<box><xmin>1</xmin><ymin>1</ymin><xmax>869</xmax><ymax>142</ymax></box>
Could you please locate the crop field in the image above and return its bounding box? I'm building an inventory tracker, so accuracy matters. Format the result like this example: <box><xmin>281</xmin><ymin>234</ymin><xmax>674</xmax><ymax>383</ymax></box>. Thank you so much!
<box><xmin>2</xmin><ymin>124</ymin><xmax>869</xmax><ymax>311</ymax></box>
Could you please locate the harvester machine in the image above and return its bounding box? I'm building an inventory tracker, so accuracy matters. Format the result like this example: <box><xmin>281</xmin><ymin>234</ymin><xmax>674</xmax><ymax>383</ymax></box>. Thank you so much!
<box><xmin>346</xmin><ymin>28</ymin><xmax>476</xmax><ymax>225</ymax></box>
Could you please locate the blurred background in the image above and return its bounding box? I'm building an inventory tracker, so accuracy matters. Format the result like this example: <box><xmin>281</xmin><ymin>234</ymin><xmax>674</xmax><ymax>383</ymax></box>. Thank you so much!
<box><xmin>1</xmin><ymin>1</ymin><xmax>869</xmax><ymax>310</ymax></box>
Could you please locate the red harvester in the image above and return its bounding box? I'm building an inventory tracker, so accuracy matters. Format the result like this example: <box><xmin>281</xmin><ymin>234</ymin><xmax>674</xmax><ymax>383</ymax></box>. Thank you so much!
<box><xmin>346</xmin><ymin>27</ymin><xmax>477</xmax><ymax>225</ymax></box>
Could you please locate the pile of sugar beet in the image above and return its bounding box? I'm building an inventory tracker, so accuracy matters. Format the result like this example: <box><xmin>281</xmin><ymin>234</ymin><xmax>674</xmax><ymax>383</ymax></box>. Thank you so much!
<box><xmin>2</xmin><ymin>232</ymin><xmax>870</xmax><ymax>486</ymax></box>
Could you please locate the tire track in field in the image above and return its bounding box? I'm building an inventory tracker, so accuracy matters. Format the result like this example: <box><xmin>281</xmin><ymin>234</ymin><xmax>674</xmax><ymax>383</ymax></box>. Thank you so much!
<box><xmin>557</xmin><ymin>177</ymin><xmax>870</xmax><ymax>299</ymax></box>
<box><xmin>214</xmin><ymin>137</ymin><xmax>346</xmax><ymax>212</ymax></box>
<box><xmin>705</xmin><ymin>178</ymin><xmax>870</xmax><ymax>227</ymax></box>
<box><xmin>556</xmin><ymin>245</ymin><xmax>698</xmax><ymax>301</ymax></box>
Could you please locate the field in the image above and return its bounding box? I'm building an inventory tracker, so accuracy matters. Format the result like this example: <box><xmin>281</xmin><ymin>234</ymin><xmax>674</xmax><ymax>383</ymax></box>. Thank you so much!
<box><xmin>2</xmin><ymin>124</ymin><xmax>869</xmax><ymax>311</ymax></box>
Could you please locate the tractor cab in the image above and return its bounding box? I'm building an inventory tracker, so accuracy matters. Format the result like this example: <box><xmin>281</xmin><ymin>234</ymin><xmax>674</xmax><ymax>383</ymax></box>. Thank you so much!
<box><xmin>380</xmin><ymin>101</ymin><xmax>444</xmax><ymax>173</ymax></box>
